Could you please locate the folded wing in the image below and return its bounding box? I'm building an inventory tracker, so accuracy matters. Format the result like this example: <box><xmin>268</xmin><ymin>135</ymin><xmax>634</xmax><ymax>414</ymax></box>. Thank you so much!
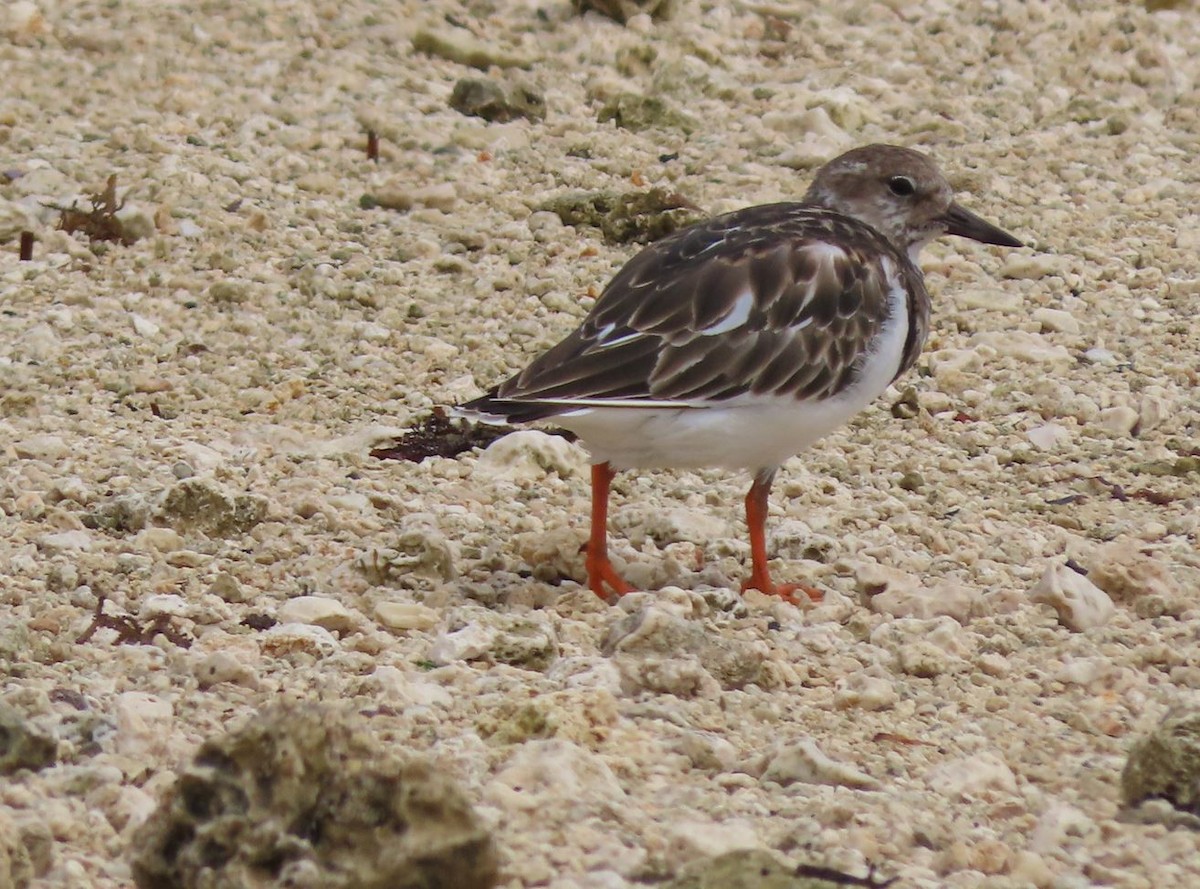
<box><xmin>481</xmin><ymin>204</ymin><xmax>925</xmax><ymax>421</ymax></box>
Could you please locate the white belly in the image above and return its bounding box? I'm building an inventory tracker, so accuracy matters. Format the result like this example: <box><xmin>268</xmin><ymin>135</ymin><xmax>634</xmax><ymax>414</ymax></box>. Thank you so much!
<box><xmin>558</xmin><ymin>286</ymin><xmax>910</xmax><ymax>471</ymax></box>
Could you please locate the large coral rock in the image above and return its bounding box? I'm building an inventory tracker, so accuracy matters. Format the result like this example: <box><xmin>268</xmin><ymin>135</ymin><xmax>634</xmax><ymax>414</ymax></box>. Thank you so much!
<box><xmin>129</xmin><ymin>703</ymin><xmax>498</xmax><ymax>889</ymax></box>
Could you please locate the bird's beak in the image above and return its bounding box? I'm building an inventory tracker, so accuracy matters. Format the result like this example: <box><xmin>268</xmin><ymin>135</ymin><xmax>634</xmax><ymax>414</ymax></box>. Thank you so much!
<box><xmin>943</xmin><ymin>202</ymin><xmax>1024</xmax><ymax>248</ymax></box>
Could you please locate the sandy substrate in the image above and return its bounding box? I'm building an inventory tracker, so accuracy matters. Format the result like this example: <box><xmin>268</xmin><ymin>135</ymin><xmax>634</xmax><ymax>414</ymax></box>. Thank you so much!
<box><xmin>2</xmin><ymin>0</ymin><xmax>1200</xmax><ymax>886</ymax></box>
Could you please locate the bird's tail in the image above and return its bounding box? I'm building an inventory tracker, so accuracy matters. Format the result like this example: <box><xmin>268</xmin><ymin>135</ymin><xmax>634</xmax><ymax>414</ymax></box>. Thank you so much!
<box><xmin>453</xmin><ymin>389</ymin><xmax>567</xmax><ymax>425</ymax></box>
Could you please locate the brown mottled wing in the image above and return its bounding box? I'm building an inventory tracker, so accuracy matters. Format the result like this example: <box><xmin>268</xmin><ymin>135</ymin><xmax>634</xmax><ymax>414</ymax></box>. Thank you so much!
<box><xmin>489</xmin><ymin>203</ymin><xmax>927</xmax><ymax>419</ymax></box>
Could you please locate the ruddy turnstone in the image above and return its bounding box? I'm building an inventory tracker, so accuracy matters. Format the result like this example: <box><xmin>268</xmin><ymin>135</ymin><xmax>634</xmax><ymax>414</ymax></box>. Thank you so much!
<box><xmin>459</xmin><ymin>144</ymin><xmax>1022</xmax><ymax>603</ymax></box>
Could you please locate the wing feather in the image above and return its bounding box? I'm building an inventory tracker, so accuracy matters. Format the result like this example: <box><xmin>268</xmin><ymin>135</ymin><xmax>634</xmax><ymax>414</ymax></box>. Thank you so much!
<box><xmin>488</xmin><ymin>203</ymin><xmax>929</xmax><ymax>415</ymax></box>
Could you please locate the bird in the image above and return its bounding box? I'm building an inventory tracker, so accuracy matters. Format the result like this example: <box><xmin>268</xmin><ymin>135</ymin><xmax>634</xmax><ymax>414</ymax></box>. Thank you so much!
<box><xmin>458</xmin><ymin>144</ymin><xmax>1023</xmax><ymax>604</ymax></box>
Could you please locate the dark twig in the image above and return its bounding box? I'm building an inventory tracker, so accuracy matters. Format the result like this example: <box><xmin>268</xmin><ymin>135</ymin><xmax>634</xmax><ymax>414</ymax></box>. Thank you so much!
<box><xmin>76</xmin><ymin>591</ymin><xmax>192</xmax><ymax>648</ymax></box>
<box><xmin>48</xmin><ymin>174</ymin><xmax>133</xmax><ymax>245</ymax></box>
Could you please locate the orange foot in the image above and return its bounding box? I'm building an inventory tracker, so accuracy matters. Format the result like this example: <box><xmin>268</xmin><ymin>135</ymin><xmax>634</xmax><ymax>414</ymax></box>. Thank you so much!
<box><xmin>586</xmin><ymin>554</ymin><xmax>636</xmax><ymax>601</ymax></box>
<box><xmin>741</xmin><ymin>578</ymin><xmax>824</xmax><ymax>606</ymax></box>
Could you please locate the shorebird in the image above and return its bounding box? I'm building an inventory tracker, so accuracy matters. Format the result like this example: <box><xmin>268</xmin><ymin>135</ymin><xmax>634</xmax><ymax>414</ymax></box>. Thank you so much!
<box><xmin>459</xmin><ymin>144</ymin><xmax>1023</xmax><ymax>603</ymax></box>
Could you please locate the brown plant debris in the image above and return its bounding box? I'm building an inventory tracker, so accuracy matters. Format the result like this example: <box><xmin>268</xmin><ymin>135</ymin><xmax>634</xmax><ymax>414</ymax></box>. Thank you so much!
<box><xmin>75</xmin><ymin>592</ymin><xmax>192</xmax><ymax>648</ymax></box>
<box><xmin>372</xmin><ymin>407</ymin><xmax>538</xmax><ymax>463</ymax></box>
<box><xmin>50</xmin><ymin>174</ymin><xmax>134</xmax><ymax>245</ymax></box>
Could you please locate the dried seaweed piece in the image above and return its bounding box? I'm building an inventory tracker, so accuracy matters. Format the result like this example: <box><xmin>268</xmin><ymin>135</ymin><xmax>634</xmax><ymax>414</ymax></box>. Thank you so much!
<box><xmin>371</xmin><ymin>407</ymin><xmax>531</xmax><ymax>463</ymax></box>
<box><xmin>75</xmin><ymin>592</ymin><xmax>192</xmax><ymax>648</ymax></box>
<box><xmin>49</xmin><ymin>174</ymin><xmax>134</xmax><ymax>245</ymax></box>
<box><xmin>241</xmin><ymin>613</ymin><xmax>277</xmax><ymax>631</ymax></box>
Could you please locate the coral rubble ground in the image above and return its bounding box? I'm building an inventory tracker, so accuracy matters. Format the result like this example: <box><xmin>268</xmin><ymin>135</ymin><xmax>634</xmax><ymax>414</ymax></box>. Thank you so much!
<box><xmin>2</xmin><ymin>1</ymin><xmax>1199</xmax><ymax>887</ymax></box>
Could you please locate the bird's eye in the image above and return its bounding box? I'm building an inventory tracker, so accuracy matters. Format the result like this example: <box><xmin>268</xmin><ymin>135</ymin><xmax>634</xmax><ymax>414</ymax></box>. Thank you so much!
<box><xmin>887</xmin><ymin>176</ymin><xmax>916</xmax><ymax>197</ymax></box>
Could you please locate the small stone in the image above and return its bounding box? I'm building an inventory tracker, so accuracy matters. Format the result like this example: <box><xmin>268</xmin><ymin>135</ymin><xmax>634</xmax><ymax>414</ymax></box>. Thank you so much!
<box><xmin>1029</xmin><ymin>803</ymin><xmax>1096</xmax><ymax>854</ymax></box>
<box><xmin>1088</xmin><ymin>538</ymin><xmax>1183</xmax><ymax>605</ymax></box>
<box><xmin>1000</xmin><ymin>254</ymin><xmax>1067</xmax><ymax>279</ymax></box>
<box><xmin>260</xmin><ymin>623</ymin><xmax>340</xmax><ymax>659</ymax></box>
<box><xmin>206</xmin><ymin>279</ymin><xmax>248</xmax><ymax>304</ymax></box>
<box><xmin>1137</xmin><ymin>387</ymin><xmax>1172</xmax><ymax>432</ymax></box>
<box><xmin>428</xmin><ymin>623</ymin><xmax>497</xmax><ymax>665</ymax></box>
<box><xmin>0</xmin><ymin>808</ymin><xmax>36</xmax><ymax>888</ymax></box>
<box><xmin>412</xmin><ymin>27</ymin><xmax>533</xmax><ymax>69</ymax></box>
<box><xmin>375</xmin><ymin>601</ymin><xmax>440</xmax><ymax>632</ymax></box>
<box><xmin>0</xmin><ymin>703</ymin><xmax>58</xmax><ymax>775</ymax></box>
<box><xmin>1009</xmin><ymin>850</ymin><xmax>1055</xmax><ymax>888</ymax></box>
<box><xmin>956</xmin><ymin>288</ymin><xmax>1025</xmax><ymax>312</ymax></box>
<box><xmin>540</xmin><ymin>187</ymin><xmax>703</xmax><ymax>246</ymax></box>
<box><xmin>675</xmin><ymin>731</ymin><xmax>739</xmax><ymax>771</ymax></box>
<box><xmin>1094</xmin><ymin>405</ymin><xmax>1139</xmax><ymax>437</ymax></box>
<box><xmin>973</xmin><ymin>330</ymin><xmax>1072</xmax><ymax>364</ymax></box>
<box><xmin>194</xmin><ymin>651</ymin><xmax>257</xmax><ymax>689</ymax></box>
<box><xmin>1029</xmin><ymin>562</ymin><xmax>1114</xmax><ymax>631</ymax></box>
<box><xmin>449</xmin><ymin>77</ymin><xmax>545</xmax><ymax>123</ymax></box>
<box><xmin>277</xmin><ymin>596</ymin><xmax>355</xmax><ymax>633</ymax></box>
<box><xmin>372</xmin><ymin>528</ymin><xmax>458</xmax><ymax>583</ymax></box>
<box><xmin>602</xmin><ymin>606</ymin><xmax>764</xmax><ymax>690</ymax></box>
<box><xmin>207</xmin><ymin>572</ymin><xmax>249</xmax><ymax>603</ymax></box>
<box><xmin>661</xmin><ymin>818</ymin><xmax>759</xmax><ymax>871</ymax></box>
<box><xmin>596</xmin><ymin>92</ymin><xmax>699</xmax><ymax>134</ymax></box>
<box><xmin>134</xmin><ymin>527</ymin><xmax>184</xmax><ymax>553</ymax></box>
<box><xmin>1083</xmin><ymin>347</ymin><xmax>1120</xmax><ymax>365</ymax></box>
<box><xmin>926</xmin><ymin>752</ymin><xmax>1017</xmax><ymax>799</ymax></box>
<box><xmin>156</xmin><ymin>477</ymin><xmax>268</xmax><ymax>538</ymax></box>
<box><xmin>114</xmin><ymin>692</ymin><xmax>174</xmax><ymax>758</ymax></box>
<box><xmin>487</xmin><ymin>739</ymin><xmax>625</xmax><ymax>812</ymax></box>
<box><xmin>772</xmin><ymin>108</ymin><xmax>854</xmax><ymax>170</ymax></box>
<box><xmin>761</xmin><ymin>738</ymin><xmax>880</xmax><ymax>790</ymax></box>
<box><xmin>13</xmin><ymin>434</ymin><xmax>69</xmax><ymax>460</ymax></box>
<box><xmin>891</xmin><ymin>386</ymin><xmax>920</xmax><ymax>419</ymax></box>
<box><xmin>832</xmin><ymin>673</ymin><xmax>897</xmax><ymax>711</ymax></box>
<box><xmin>3</xmin><ymin>1</ymin><xmax>47</xmax><ymax>43</ymax></box>
<box><xmin>858</xmin><ymin>564</ymin><xmax>977</xmax><ymax>623</ymax></box>
<box><xmin>489</xmin><ymin>614</ymin><xmax>558</xmax><ymax>671</ymax></box>
<box><xmin>476</xmin><ymin>430</ymin><xmax>585</xmax><ymax>480</ymax></box>
<box><xmin>870</xmin><ymin>617</ymin><xmax>970</xmax><ymax>678</ymax></box>
<box><xmin>139</xmin><ymin>595</ymin><xmax>188</xmax><ymax>619</ymax></box>
<box><xmin>371</xmin><ymin>666</ymin><xmax>453</xmax><ymax>709</ymax></box>
<box><xmin>1031</xmin><ymin>307</ymin><xmax>1081</xmax><ymax>334</ymax></box>
<box><xmin>617</xmin><ymin>507</ymin><xmax>728</xmax><ymax>548</ymax></box>
<box><xmin>130</xmin><ymin>312</ymin><xmax>160</xmax><ymax>338</ymax></box>
<box><xmin>1121</xmin><ymin>709</ymin><xmax>1200</xmax><ymax>816</ymax></box>
<box><xmin>1026</xmin><ymin>422</ymin><xmax>1069</xmax><ymax>451</ymax></box>
<box><xmin>36</xmin><ymin>530</ymin><xmax>92</xmax><ymax>554</ymax></box>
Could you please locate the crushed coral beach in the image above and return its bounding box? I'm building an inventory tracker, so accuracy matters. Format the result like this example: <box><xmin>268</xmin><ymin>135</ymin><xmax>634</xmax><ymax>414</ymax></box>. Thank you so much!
<box><xmin>2</xmin><ymin>1</ymin><xmax>1200</xmax><ymax>887</ymax></box>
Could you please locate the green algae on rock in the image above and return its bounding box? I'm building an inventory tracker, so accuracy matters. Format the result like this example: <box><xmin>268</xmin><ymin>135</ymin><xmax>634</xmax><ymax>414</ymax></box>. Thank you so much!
<box><xmin>597</xmin><ymin>91</ymin><xmax>699</xmax><ymax>134</ymax></box>
<box><xmin>540</xmin><ymin>188</ymin><xmax>703</xmax><ymax>245</ymax></box>
<box><xmin>129</xmin><ymin>703</ymin><xmax>499</xmax><ymax>889</ymax></box>
<box><xmin>449</xmin><ymin>77</ymin><xmax>546</xmax><ymax>123</ymax></box>
<box><xmin>1122</xmin><ymin>709</ymin><xmax>1200</xmax><ymax>820</ymax></box>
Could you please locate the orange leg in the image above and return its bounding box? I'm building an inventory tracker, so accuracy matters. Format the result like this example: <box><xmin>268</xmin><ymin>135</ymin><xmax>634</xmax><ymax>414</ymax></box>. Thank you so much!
<box><xmin>741</xmin><ymin>469</ymin><xmax>823</xmax><ymax>604</ymax></box>
<box><xmin>586</xmin><ymin>462</ymin><xmax>635</xmax><ymax>599</ymax></box>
